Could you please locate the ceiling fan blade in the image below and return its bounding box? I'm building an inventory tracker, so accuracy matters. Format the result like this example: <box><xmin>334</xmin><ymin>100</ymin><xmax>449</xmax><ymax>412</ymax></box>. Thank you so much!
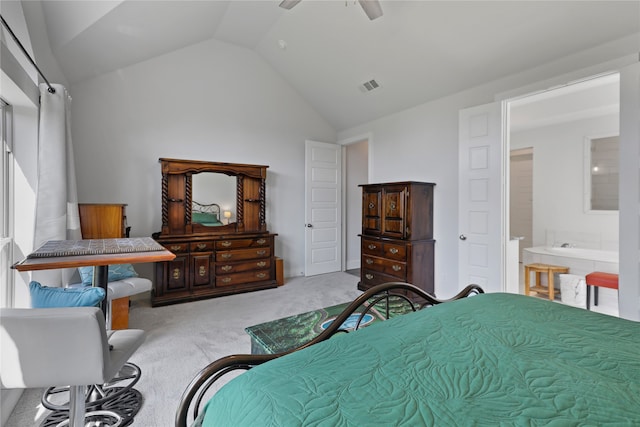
<box><xmin>358</xmin><ymin>0</ymin><xmax>383</xmax><ymax>20</ymax></box>
<box><xmin>279</xmin><ymin>0</ymin><xmax>302</xmax><ymax>10</ymax></box>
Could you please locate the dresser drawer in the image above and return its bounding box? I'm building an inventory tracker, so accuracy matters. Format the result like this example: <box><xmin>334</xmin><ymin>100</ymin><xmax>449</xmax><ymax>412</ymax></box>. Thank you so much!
<box><xmin>382</xmin><ymin>242</ymin><xmax>407</xmax><ymax>260</ymax></box>
<box><xmin>361</xmin><ymin>269</ymin><xmax>405</xmax><ymax>288</ymax></box>
<box><xmin>361</xmin><ymin>238</ymin><xmax>383</xmax><ymax>256</ymax></box>
<box><xmin>162</xmin><ymin>242</ymin><xmax>189</xmax><ymax>253</ymax></box>
<box><xmin>216</xmin><ymin>259</ymin><xmax>271</xmax><ymax>275</ymax></box>
<box><xmin>216</xmin><ymin>247</ymin><xmax>271</xmax><ymax>262</ymax></box>
<box><xmin>190</xmin><ymin>241</ymin><xmax>214</xmax><ymax>252</ymax></box>
<box><xmin>217</xmin><ymin>270</ymin><xmax>272</xmax><ymax>287</ymax></box>
<box><xmin>216</xmin><ymin>237</ymin><xmax>271</xmax><ymax>250</ymax></box>
<box><xmin>362</xmin><ymin>256</ymin><xmax>406</xmax><ymax>277</ymax></box>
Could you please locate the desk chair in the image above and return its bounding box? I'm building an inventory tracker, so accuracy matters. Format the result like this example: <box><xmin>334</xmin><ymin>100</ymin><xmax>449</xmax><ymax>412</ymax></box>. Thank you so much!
<box><xmin>1</xmin><ymin>307</ymin><xmax>145</xmax><ymax>427</ymax></box>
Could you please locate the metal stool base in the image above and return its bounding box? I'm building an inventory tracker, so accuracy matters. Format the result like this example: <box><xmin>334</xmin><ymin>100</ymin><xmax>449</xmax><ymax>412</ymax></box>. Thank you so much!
<box><xmin>41</xmin><ymin>387</ymin><xmax>142</xmax><ymax>427</ymax></box>
<box><xmin>42</xmin><ymin>363</ymin><xmax>141</xmax><ymax>411</ymax></box>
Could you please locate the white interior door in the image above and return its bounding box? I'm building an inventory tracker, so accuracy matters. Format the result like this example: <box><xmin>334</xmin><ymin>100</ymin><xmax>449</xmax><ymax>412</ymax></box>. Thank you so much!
<box><xmin>458</xmin><ymin>102</ymin><xmax>506</xmax><ymax>293</ymax></box>
<box><xmin>305</xmin><ymin>140</ymin><xmax>342</xmax><ymax>276</ymax></box>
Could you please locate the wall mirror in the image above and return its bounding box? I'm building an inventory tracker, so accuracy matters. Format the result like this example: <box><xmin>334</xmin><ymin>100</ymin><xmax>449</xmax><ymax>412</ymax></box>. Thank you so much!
<box><xmin>192</xmin><ymin>173</ymin><xmax>236</xmax><ymax>226</ymax></box>
<box><xmin>584</xmin><ymin>135</ymin><xmax>619</xmax><ymax>212</ymax></box>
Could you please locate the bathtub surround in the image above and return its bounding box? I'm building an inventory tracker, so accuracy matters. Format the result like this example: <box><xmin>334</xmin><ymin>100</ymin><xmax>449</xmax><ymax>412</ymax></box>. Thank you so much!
<box><xmin>545</xmin><ymin>229</ymin><xmax>618</xmax><ymax>253</ymax></box>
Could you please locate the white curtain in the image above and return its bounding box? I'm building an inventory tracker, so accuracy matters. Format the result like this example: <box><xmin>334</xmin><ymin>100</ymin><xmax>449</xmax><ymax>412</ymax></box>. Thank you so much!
<box><xmin>32</xmin><ymin>83</ymin><xmax>81</xmax><ymax>286</ymax></box>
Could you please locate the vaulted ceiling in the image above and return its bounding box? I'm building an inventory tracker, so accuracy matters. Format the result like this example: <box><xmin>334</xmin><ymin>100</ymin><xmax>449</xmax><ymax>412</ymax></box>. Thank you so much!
<box><xmin>28</xmin><ymin>1</ymin><xmax>640</xmax><ymax>129</ymax></box>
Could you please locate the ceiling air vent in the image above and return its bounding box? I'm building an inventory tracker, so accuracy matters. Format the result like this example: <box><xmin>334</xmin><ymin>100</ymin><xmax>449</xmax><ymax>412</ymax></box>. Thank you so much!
<box><xmin>360</xmin><ymin>79</ymin><xmax>381</xmax><ymax>93</ymax></box>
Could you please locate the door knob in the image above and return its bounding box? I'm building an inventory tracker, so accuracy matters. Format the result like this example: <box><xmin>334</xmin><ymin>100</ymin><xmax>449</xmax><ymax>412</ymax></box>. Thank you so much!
<box><xmin>306</xmin><ymin>224</ymin><xmax>313</xmax><ymax>228</ymax></box>
<box><xmin>459</xmin><ymin>234</ymin><xmax>467</xmax><ymax>240</ymax></box>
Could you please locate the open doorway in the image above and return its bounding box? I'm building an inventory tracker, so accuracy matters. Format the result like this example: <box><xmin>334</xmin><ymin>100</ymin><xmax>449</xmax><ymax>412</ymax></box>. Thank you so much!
<box><xmin>343</xmin><ymin>138</ymin><xmax>368</xmax><ymax>276</ymax></box>
<box><xmin>508</xmin><ymin>73</ymin><xmax>620</xmax><ymax>312</ymax></box>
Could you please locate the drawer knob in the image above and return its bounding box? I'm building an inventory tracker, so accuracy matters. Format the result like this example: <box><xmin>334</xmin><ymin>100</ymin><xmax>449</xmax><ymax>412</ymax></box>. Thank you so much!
<box><xmin>199</xmin><ymin>266</ymin><xmax>206</xmax><ymax>276</ymax></box>
<box><xmin>368</xmin><ymin>202</ymin><xmax>375</xmax><ymax>209</ymax></box>
<box><xmin>221</xmin><ymin>265</ymin><xmax>232</xmax><ymax>272</ymax></box>
<box><xmin>366</xmin><ymin>259</ymin><xmax>373</xmax><ymax>265</ymax></box>
<box><xmin>368</xmin><ymin>244</ymin><xmax>377</xmax><ymax>250</ymax></box>
<box><xmin>256</xmin><ymin>238</ymin><xmax>266</xmax><ymax>245</ymax></box>
<box><xmin>221</xmin><ymin>253</ymin><xmax>232</xmax><ymax>259</ymax></box>
<box><xmin>221</xmin><ymin>277</ymin><xmax>232</xmax><ymax>283</ymax></box>
<box><xmin>170</xmin><ymin>245</ymin><xmax>182</xmax><ymax>251</ymax></box>
<box><xmin>221</xmin><ymin>241</ymin><xmax>232</xmax><ymax>247</ymax></box>
<box><xmin>197</xmin><ymin>243</ymin><xmax>207</xmax><ymax>250</ymax></box>
<box><xmin>172</xmin><ymin>268</ymin><xmax>181</xmax><ymax>280</ymax></box>
<box><xmin>256</xmin><ymin>272</ymin><xmax>267</xmax><ymax>279</ymax></box>
<box><xmin>392</xmin><ymin>265</ymin><xmax>402</xmax><ymax>272</ymax></box>
<box><xmin>365</xmin><ymin>273</ymin><xmax>374</xmax><ymax>280</ymax></box>
<box><xmin>389</xmin><ymin>202</ymin><xmax>396</xmax><ymax>210</ymax></box>
<box><xmin>257</xmin><ymin>261</ymin><xmax>266</xmax><ymax>267</ymax></box>
<box><xmin>256</xmin><ymin>250</ymin><xmax>266</xmax><ymax>256</ymax></box>
<box><xmin>389</xmin><ymin>248</ymin><xmax>398</xmax><ymax>254</ymax></box>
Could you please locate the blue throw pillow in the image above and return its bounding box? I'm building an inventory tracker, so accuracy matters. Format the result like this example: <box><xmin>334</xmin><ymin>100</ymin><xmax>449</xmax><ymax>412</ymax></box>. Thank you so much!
<box><xmin>29</xmin><ymin>281</ymin><xmax>105</xmax><ymax>308</ymax></box>
<box><xmin>77</xmin><ymin>264</ymin><xmax>139</xmax><ymax>286</ymax></box>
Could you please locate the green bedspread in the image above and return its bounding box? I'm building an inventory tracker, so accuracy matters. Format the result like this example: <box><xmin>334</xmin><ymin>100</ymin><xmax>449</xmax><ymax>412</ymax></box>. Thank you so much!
<box><xmin>201</xmin><ymin>293</ymin><xmax>640</xmax><ymax>426</ymax></box>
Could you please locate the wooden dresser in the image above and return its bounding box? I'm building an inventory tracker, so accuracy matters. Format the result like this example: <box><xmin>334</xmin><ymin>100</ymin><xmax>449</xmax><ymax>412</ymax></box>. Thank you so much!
<box><xmin>358</xmin><ymin>182</ymin><xmax>435</xmax><ymax>296</ymax></box>
<box><xmin>152</xmin><ymin>158</ymin><xmax>278</xmax><ymax>306</ymax></box>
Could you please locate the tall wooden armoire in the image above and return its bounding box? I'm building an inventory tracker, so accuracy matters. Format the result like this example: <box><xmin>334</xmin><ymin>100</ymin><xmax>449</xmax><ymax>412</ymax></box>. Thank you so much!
<box><xmin>358</xmin><ymin>182</ymin><xmax>435</xmax><ymax>296</ymax></box>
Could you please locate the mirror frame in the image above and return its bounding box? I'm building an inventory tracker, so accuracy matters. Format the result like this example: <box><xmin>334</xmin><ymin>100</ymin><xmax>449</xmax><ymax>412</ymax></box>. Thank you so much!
<box><xmin>159</xmin><ymin>158</ymin><xmax>268</xmax><ymax>236</ymax></box>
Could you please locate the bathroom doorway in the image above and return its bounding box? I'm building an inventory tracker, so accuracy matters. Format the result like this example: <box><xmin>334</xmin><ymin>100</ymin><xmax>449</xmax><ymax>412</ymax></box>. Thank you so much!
<box><xmin>508</xmin><ymin>73</ymin><xmax>620</xmax><ymax>302</ymax></box>
<box><xmin>510</xmin><ymin>148</ymin><xmax>533</xmax><ymax>262</ymax></box>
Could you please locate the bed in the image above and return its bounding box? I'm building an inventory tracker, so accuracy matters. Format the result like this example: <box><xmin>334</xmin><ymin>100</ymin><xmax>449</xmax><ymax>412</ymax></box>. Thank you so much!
<box><xmin>191</xmin><ymin>201</ymin><xmax>222</xmax><ymax>226</ymax></box>
<box><xmin>176</xmin><ymin>282</ymin><xmax>640</xmax><ymax>426</ymax></box>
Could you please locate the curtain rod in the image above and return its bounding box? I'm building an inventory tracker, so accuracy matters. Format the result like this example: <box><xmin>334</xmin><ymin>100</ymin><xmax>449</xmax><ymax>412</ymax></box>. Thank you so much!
<box><xmin>0</xmin><ymin>14</ymin><xmax>55</xmax><ymax>94</ymax></box>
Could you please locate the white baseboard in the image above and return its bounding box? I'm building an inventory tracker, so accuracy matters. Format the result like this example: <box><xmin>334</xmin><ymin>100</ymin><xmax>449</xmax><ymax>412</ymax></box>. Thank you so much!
<box><xmin>1</xmin><ymin>388</ymin><xmax>23</xmax><ymax>425</ymax></box>
<box><xmin>346</xmin><ymin>259</ymin><xmax>360</xmax><ymax>270</ymax></box>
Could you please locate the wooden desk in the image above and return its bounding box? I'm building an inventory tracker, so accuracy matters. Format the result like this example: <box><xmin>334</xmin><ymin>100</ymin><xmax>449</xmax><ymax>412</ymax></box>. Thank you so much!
<box><xmin>14</xmin><ymin>238</ymin><xmax>175</xmax><ymax>313</ymax></box>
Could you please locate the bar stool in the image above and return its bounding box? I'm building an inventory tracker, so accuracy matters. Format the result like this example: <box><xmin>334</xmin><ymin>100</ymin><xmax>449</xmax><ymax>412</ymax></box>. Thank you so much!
<box><xmin>1</xmin><ymin>307</ymin><xmax>145</xmax><ymax>427</ymax></box>
<box><xmin>585</xmin><ymin>272</ymin><xmax>619</xmax><ymax>310</ymax></box>
<box><xmin>524</xmin><ymin>263</ymin><xmax>570</xmax><ymax>301</ymax></box>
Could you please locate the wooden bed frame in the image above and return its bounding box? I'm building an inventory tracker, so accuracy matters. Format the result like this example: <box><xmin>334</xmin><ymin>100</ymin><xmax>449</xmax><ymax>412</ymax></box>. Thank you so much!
<box><xmin>175</xmin><ymin>282</ymin><xmax>484</xmax><ymax>427</ymax></box>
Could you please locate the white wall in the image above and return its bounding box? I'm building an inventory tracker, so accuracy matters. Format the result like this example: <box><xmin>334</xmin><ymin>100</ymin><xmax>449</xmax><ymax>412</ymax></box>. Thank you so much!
<box><xmin>338</xmin><ymin>35</ymin><xmax>639</xmax><ymax>299</ymax></box>
<box><xmin>511</xmin><ymin>114</ymin><xmax>619</xmax><ymax>251</ymax></box>
<box><xmin>69</xmin><ymin>38</ymin><xmax>336</xmax><ymax>279</ymax></box>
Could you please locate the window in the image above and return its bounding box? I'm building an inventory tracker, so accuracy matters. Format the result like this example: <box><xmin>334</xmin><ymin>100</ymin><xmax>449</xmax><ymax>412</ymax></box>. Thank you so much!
<box><xmin>1</xmin><ymin>98</ymin><xmax>14</xmax><ymax>308</ymax></box>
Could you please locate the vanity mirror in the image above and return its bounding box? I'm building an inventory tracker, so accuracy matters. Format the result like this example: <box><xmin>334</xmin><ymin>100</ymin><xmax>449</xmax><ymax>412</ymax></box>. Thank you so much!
<box><xmin>584</xmin><ymin>135</ymin><xmax>619</xmax><ymax>212</ymax></box>
<box><xmin>153</xmin><ymin>158</ymin><xmax>277</xmax><ymax>306</ymax></box>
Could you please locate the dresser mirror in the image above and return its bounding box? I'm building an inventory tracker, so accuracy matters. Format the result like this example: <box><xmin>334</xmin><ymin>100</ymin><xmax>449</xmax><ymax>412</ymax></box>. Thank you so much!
<box><xmin>159</xmin><ymin>158</ymin><xmax>269</xmax><ymax>236</ymax></box>
<box><xmin>192</xmin><ymin>172</ymin><xmax>236</xmax><ymax>226</ymax></box>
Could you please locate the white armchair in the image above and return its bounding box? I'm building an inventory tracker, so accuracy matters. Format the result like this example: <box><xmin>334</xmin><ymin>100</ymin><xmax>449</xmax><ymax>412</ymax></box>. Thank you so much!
<box><xmin>1</xmin><ymin>307</ymin><xmax>145</xmax><ymax>427</ymax></box>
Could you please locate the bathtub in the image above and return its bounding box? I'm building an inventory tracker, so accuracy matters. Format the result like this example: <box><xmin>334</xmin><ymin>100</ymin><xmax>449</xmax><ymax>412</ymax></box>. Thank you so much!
<box><xmin>523</xmin><ymin>246</ymin><xmax>618</xmax><ymax>264</ymax></box>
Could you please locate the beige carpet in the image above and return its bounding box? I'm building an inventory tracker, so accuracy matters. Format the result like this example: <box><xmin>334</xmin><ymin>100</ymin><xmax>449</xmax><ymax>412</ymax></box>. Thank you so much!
<box><xmin>6</xmin><ymin>272</ymin><xmax>361</xmax><ymax>426</ymax></box>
